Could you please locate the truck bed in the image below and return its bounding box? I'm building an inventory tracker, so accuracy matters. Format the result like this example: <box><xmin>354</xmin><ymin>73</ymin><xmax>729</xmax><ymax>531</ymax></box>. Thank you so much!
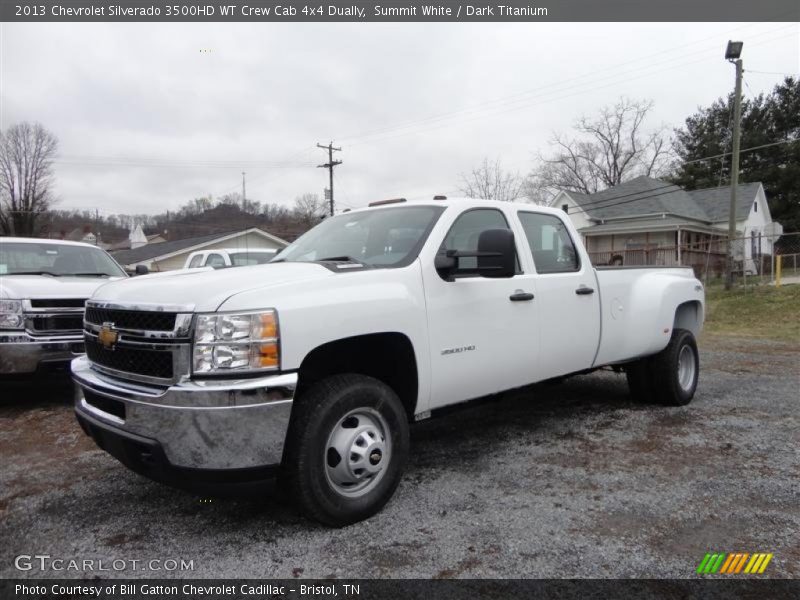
<box><xmin>593</xmin><ymin>266</ymin><xmax>701</xmax><ymax>367</ymax></box>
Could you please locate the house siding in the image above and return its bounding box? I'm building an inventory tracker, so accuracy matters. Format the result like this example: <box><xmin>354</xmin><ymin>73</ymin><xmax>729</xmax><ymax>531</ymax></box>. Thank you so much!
<box><xmin>552</xmin><ymin>191</ymin><xmax>592</xmax><ymax>230</ymax></box>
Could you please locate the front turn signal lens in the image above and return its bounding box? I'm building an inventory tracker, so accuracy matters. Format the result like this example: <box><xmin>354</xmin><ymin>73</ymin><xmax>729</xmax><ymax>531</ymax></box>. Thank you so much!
<box><xmin>255</xmin><ymin>342</ymin><xmax>279</xmax><ymax>368</ymax></box>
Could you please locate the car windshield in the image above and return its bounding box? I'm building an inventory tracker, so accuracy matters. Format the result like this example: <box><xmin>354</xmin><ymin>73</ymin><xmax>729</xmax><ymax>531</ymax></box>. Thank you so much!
<box><xmin>0</xmin><ymin>242</ymin><xmax>126</xmax><ymax>277</ymax></box>
<box><xmin>229</xmin><ymin>252</ymin><xmax>275</xmax><ymax>267</ymax></box>
<box><xmin>272</xmin><ymin>205</ymin><xmax>444</xmax><ymax>268</ymax></box>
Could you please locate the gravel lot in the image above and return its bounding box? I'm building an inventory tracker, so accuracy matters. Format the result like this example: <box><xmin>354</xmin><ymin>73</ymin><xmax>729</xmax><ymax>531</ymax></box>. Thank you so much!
<box><xmin>1</xmin><ymin>335</ymin><xmax>798</xmax><ymax>579</ymax></box>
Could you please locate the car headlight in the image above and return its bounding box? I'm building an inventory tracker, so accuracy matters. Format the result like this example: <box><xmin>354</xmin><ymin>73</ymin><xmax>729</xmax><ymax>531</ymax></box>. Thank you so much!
<box><xmin>0</xmin><ymin>299</ymin><xmax>24</xmax><ymax>330</ymax></box>
<box><xmin>192</xmin><ymin>310</ymin><xmax>279</xmax><ymax>374</ymax></box>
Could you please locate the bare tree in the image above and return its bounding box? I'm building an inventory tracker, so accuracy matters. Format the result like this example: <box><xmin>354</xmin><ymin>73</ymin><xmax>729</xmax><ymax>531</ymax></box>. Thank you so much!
<box><xmin>292</xmin><ymin>193</ymin><xmax>326</xmax><ymax>225</ymax></box>
<box><xmin>0</xmin><ymin>122</ymin><xmax>59</xmax><ymax>236</ymax></box>
<box><xmin>458</xmin><ymin>158</ymin><xmax>525</xmax><ymax>202</ymax></box>
<box><xmin>528</xmin><ymin>98</ymin><xmax>671</xmax><ymax>202</ymax></box>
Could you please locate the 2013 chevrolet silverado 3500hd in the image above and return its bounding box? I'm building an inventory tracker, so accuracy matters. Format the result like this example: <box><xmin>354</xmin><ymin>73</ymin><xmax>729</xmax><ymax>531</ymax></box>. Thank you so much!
<box><xmin>72</xmin><ymin>198</ymin><xmax>704</xmax><ymax>525</ymax></box>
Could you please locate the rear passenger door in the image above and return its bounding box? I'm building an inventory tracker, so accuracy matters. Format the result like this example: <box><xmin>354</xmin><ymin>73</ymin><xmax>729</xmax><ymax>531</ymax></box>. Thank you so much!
<box><xmin>517</xmin><ymin>211</ymin><xmax>601</xmax><ymax>377</ymax></box>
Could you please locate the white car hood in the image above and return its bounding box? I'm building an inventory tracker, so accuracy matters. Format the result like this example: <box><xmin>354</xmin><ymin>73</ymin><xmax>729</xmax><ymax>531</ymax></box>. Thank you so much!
<box><xmin>90</xmin><ymin>262</ymin><xmax>335</xmax><ymax>312</ymax></box>
<box><xmin>0</xmin><ymin>275</ymin><xmax>122</xmax><ymax>300</ymax></box>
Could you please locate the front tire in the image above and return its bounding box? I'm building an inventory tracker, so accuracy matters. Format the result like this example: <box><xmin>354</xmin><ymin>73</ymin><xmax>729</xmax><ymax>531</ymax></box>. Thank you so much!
<box><xmin>282</xmin><ymin>374</ymin><xmax>409</xmax><ymax>526</ymax></box>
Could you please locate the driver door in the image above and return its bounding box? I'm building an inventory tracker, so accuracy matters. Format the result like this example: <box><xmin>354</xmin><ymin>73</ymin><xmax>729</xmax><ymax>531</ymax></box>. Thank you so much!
<box><xmin>422</xmin><ymin>207</ymin><xmax>540</xmax><ymax>410</ymax></box>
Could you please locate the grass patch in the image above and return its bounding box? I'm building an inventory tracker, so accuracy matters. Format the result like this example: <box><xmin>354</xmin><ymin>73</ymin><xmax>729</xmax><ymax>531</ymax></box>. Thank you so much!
<box><xmin>703</xmin><ymin>283</ymin><xmax>800</xmax><ymax>342</ymax></box>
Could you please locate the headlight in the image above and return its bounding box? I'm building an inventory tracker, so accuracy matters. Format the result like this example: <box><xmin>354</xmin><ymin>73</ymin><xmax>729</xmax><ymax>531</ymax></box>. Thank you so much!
<box><xmin>0</xmin><ymin>299</ymin><xmax>23</xmax><ymax>330</ymax></box>
<box><xmin>192</xmin><ymin>310</ymin><xmax>279</xmax><ymax>374</ymax></box>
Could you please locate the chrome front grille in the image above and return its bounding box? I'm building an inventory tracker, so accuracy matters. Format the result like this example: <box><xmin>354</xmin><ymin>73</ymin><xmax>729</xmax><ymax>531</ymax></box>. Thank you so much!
<box><xmin>27</xmin><ymin>314</ymin><xmax>84</xmax><ymax>332</ymax></box>
<box><xmin>23</xmin><ymin>298</ymin><xmax>87</xmax><ymax>336</ymax></box>
<box><xmin>85</xmin><ymin>336</ymin><xmax>175</xmax><ymax>379</ymax></box>
<box><xmin>83</xmin><ymin>301</ymin><xmax>194</xmax><ymax>384</ymax></box>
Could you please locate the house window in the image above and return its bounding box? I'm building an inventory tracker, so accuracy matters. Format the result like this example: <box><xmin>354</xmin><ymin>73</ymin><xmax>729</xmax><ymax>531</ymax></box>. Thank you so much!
<box><xmin>754</xmin><ymin>201</ymin><xmax>757</xmax><ymax>213</ymax></box>
<box><xmin>561</xmin><ymin>204</ymin><xmax>569</xmax><ymax>214</ymax></box>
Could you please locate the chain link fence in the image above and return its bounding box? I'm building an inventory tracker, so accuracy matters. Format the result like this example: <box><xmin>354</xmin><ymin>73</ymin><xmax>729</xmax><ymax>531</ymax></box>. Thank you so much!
<box><xmin>588</xmin><ymin>231</ymin><xmax>800</xmax><ymax>291</ymax></box>
<box><xmin>719</xmin><ymin>231</ymin><xmax>800</xmax><ymax>290</ymax></box>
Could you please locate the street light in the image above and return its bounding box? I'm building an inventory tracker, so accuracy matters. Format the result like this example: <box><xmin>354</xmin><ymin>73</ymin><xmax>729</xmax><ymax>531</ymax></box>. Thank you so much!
<box><xmin>724</xmin><ymin>41</ymin><xmax>744</xmax><ymax>290</ymax></box>
<box><xmin>725</xmin><ymin>40</ymin><xmax>743</xmax><ymax>60</ymax></box>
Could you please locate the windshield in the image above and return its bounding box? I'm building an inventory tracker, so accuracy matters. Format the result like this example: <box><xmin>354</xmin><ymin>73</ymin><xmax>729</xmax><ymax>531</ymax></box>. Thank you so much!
<box><xmin>273</xmin><ymin>205</ymin><xmax>444</xmax><ymax>268</ymax></box>
<box><xmin>229</xmin><ymin>251</ymin><xmax>275</xmax><ymax>267</ymax></box>
<box><xmin>0</xmin><ymin>241</ymin><xmax>126</xmax><ymax>277</ymax></box>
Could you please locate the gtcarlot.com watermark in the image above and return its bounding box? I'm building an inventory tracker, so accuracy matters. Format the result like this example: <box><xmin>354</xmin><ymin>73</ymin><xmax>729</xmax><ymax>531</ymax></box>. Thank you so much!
<box><xmin>14</xmin><ymin>554</ymin><xmax>194</xmax><ymax>572</ymax></box>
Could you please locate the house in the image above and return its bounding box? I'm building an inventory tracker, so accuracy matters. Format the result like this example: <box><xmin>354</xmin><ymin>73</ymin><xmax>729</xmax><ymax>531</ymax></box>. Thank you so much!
<box><xmin>111</xmin><ymin>227</ymin><xmax>289</xmax><ymax>272</ymax></box>
<box><xmin>551</xmin><ymin>176</ymin><xmax>782</xmax><ymax>275</ymax></box>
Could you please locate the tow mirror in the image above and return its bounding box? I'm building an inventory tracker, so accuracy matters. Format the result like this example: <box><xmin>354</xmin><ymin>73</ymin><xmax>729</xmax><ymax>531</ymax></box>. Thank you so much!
<box><xmin>134</xmin><ymin>265</ymin><xmax>149</xmax><ymax>276</ymax></box>
<box><xmin>477</xmin><ymin>228</ymin><xmax>516</xmax><ymax>278</ymax></box>
<box><xmin>435</xmin><ymin>228</ymin><xmax>516</xmax><ymax>280</ymax></box>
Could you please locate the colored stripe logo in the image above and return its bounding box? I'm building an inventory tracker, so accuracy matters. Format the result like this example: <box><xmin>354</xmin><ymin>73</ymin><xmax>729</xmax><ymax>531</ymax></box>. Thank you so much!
<box><xmin>697</xmin><ymin>552</ymin><xmax>773</xmax><ymax>574</ymax></box>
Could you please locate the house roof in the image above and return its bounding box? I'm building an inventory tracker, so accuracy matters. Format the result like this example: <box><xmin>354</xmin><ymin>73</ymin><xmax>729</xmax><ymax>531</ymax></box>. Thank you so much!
<box><xmin>111</xmin><ymin>228</ymin><xmax>288</xmax><ymax>265</ymax></box>
<box><xmin>578</xmin><ymin>216</ymin><xmax>720</xmax><ymax>236</ymax></box>
<box><xmin>565</xmin><ymin>176</ymin><xmax>762</xmax><ymax>225</ymax></box>
<box><xmin>687</xmin><ymin>182</ymin><xmax>763</xmax><ymax>223</ymax></box>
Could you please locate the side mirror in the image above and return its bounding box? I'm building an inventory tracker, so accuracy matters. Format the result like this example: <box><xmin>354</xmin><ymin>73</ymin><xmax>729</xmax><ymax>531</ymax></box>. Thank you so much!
<box><xmin>435</xmin><ymin>228</ymin><xmax>516</xmax><ymax>280</ymax></box>
<box><xmin>134</xmin><ymin>265</ymin><xmax>149</xmax><ymax>276</ymax></box>
<box><xmin>477</xmin><ymin>228</ymin><xmax>516</xmax><ymax>278</ymax></box>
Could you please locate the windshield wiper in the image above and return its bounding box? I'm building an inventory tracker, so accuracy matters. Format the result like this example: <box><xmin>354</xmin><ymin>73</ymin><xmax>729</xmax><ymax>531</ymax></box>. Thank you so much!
<box><xmin>316</xmin><ymin>256</ymin><xmax>371</xmax><ymax>268</ymax></box>
<box><xmin>6</xmin><ymin>270</ymin><xmax>61</xmax><ymax>277</ymax></box>
<box><xmin>67</xmin><ymin>272</ymin><xmax>110</xmax><ymax>277</ymax></box>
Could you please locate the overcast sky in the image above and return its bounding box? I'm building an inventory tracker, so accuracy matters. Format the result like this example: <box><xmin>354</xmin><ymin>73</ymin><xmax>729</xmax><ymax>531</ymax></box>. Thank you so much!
<box><xmin>1</xmin><ymin>22</ymin><xmax>798</xmax><ymax>217</ymax></box>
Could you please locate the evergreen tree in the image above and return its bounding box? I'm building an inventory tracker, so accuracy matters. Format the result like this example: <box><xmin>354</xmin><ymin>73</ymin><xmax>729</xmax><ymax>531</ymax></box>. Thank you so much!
<box><xmin>671</xmin><ymin>77</ymin><xmax>799</xmax><ymax>231</ymax></box>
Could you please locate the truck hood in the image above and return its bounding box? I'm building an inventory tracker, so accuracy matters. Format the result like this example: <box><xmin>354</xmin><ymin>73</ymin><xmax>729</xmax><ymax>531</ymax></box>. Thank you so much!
<box><xmin>0</xmin><ymin>275</ymin><xmax>123</xmax><ymax>300</ymax></box>
<box><xmin>89</xmin><ymin>262</ymin><xmax>335</xmax><ymax>312</ymax></box>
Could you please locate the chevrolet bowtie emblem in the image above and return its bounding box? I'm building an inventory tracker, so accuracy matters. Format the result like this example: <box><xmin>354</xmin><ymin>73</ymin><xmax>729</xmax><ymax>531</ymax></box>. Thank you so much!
<box><xmin>98</xmin><ymin>323</ymin><xmax>119</xmax><ymax>349</ymax></box>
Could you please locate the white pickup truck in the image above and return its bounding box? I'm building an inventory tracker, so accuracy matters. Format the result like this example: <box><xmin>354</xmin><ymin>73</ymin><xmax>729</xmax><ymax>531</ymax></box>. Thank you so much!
<box><xmin>0</xmin><ymin>238</ymin><xmax>127</xmax><ymax>375</ymax></box>
<box><xmin>183</xmin><ymin>248</ymin><xmax>277</xmax><ymax>269</ymax></box>
<box><xmin>72</xmin><ymin>198</ymin><xmax>704</xmax><ymax>525</ymax></box>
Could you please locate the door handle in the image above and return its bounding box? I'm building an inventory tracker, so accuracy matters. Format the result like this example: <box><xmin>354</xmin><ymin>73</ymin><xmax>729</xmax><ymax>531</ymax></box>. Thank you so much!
<box><xmin>575</xmin><ymin>286</ymin><xmax>595</xmax><ymax>295</ymax></box>
<box><xmin>509</xmin><ymin>291</ymin><xmax>534</xmax><ymax>302</ymax></box>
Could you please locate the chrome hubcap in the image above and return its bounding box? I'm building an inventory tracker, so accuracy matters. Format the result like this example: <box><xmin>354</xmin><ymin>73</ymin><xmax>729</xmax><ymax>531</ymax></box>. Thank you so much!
<box><xmin>324</xmin><ymin>408</ymin><xmax>391</xmax><ymax>498</ymax></box>
<box><xmin>677</xmin><ymin>344</ymin><xmax>696</xmax><ymax>392</ymax></box>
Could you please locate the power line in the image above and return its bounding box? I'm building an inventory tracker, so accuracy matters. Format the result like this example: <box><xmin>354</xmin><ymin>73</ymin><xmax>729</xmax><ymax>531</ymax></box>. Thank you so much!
<box><xmin>338</xmin><ymin>22</ymin><xmax>784</xmax><ymax>144</ymax></box>
<box><xmin>746</xmin><ymin>69</ymin><xmax>798</xmax><ymax>76</ymax></box>
<box><xmin>555</xmin><ymin>139</ymin><xmax>799</xmax><ymax>214</ymax></box>
<box><xmin>339</xmin><ymin>27</ymin><xmax>798</xmax><ymax>148</ymax></box>
<box><xmin>572</xmin><ymin>138</ymin><xmax>799</xmax><ymax>214</ymax></box>
<box><xmin>682</xmin><ymin>138</ymin><xmax>797</xmax><ymax>165</ymax></box>
<box><xmin>209</xmin><ymin>146</ymin><xmax>317</xmax><ymax>199</ymax></box>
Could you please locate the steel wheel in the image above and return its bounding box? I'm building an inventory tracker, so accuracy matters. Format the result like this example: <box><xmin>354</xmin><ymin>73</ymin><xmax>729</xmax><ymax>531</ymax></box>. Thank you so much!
<box><xmin>677</xmin><ymin>343</ymin><xmax>696</xmax><ymax>393</ymax></box>
<box><xmin>324</xmin><ymin>408</ymin><xmax>391</xmax><ymax>498</ymax></box>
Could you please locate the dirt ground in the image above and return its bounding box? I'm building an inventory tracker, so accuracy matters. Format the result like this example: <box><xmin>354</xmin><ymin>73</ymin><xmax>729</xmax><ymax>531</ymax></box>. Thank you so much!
<box><xmin>1</xmin><ymin>334</ymin><xmax>798</xmax><ymax>579</ymax></box>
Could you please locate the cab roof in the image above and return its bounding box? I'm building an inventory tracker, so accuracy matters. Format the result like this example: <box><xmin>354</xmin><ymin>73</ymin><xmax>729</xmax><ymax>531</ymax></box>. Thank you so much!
<box><xmin>351</xmin><ymin>196</ymin><xmax>563</xmax><ymax>216</ymax></box>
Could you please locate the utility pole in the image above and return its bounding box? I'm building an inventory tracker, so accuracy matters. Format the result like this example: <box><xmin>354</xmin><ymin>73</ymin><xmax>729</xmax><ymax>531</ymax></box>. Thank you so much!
<box><xmin>724</xmin><ymin>41</ymin><xmax>744</xmax><ymax>291</ymax></box>
<box><xmin>317</xmin><ymin>141</ymin><xmax>342</xmax><ymax>216</ymax></box>
<box><xmin>241</xmin><ymin>171</ymin><xmax>247</xmax><ymax>211</ymax></box>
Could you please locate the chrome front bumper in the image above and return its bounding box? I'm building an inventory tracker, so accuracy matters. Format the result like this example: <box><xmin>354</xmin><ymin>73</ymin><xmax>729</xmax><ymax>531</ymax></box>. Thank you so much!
<box><xmin>71</xmin><ymin>355</ymin><xmax>296</xmax><ymax>472</ymax></box>
<box><xmin>0</xmin><ymin>332</ymin><xmax>85</xmax><ymax>374</ymax></box>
